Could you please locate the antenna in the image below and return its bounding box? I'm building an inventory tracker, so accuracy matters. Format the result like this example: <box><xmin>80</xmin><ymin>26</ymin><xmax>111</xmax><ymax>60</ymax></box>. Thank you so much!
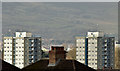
<box><xmin>96</xmin><ymin>24</ymin><xmax>99</xmax><ymax>31</ymax></box>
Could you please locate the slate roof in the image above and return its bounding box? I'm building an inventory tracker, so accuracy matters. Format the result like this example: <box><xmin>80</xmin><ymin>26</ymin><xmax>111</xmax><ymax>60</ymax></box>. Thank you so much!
<box><xmin>1</xmin><ymin>59</ymin><xmax>120</xmax><ymax>71</ymax></box>
<box><xmin>97</xmin><ymin>69</ymin><xmax>120</xmax><ymax>71</ymax></box>
<box><xmin>22</xmin><ymin>59</ymin><xmax>96</xmax><ymax>71</ymax></box>
<box><xmin>1</xmin><ymin>59</ymin><xmax>20</xmax><ymax>71</ymax></box>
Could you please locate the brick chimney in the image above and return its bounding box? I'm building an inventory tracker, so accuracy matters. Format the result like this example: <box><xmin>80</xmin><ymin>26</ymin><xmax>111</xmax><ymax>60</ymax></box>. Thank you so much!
<box><xmin>48</xmin><ymin>45</ymin><xmax>66</xmax><ymax>66</ymax></box>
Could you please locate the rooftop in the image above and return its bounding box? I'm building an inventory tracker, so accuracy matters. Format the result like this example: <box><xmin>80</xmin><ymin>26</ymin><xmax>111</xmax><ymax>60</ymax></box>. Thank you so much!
<box><xmin>1</xmin><ymin>59</ymin><xmax>20</xmax><ymax>71</ymax></box>
<box><xmin>22</xmin><ymin>59</ymin><xmax>96</xmax><ymax>71</ymax></box>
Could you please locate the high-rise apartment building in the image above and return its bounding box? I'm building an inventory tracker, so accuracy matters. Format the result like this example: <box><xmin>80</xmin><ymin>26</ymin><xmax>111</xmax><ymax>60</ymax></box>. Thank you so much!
<box><xmin>76</xmin><ymin>37</ymin><xmax>88</xmax><ymax>65</ymax></box>
<box><xmin>76</xmin><ymin>31</ymin><xmax>115</xmax><ymax>69</ymax></box>
<box><xmin>97</xmin><ymin>37</ymin><xmax>115</xmax><ymax>69</ymax></box>
<box><xmin>3</xmin><ymin>32</ymin><xmax>42</xmax><ymax>69</ymax></box>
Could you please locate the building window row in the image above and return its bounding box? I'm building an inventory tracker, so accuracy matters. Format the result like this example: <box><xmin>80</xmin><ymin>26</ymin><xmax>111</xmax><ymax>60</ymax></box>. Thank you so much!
<box><xmin>4</xmin><ymin>59</ymin><xmax>12</xmax><ymax>60</ymax></box>
<box><xmin>88</xmin><ymin>59</ymin><xmax>97</xmax><ymax>61</ymax></box>
<box><xmin>15</xmin><ymin>55</ymin><xmax>24</xmax><ymax>56</ymax></box>
<box><xmin>88</xmin><ymin>55</ymin><xmax>97</xmax><ymax>56</ymax></box>
<box><xmin>4</xmin><ymin>54</ymin><xmax>12</xmax><ymax>56</ymax></box>
<box><xmin>79</xmin><ymin>47</ymin><xmax>85</xmax><ymax>48</ymax></box>
<box><xmin>16</xmin><ymin>39</ymin><xmax>24</xmax><ymax>40</ymax></box>
<box><xmin>4</xmin><ymin>42</ymin><xmax>12</xmax><ymax>44</ymax></box>
<box><xmin>88</xmin><ymin>51</ymin><xmax>97</xmax><ymax>52</ymax></box>
<box><xmin>15</xmin><ymin>47</ymin><xmax>24</xmax><ymax>48</ymax></box>
<box><xmin>4</xmin><ymin>39</ymin><xmax>12</xmax><ymax>40</ymax></box>
<box><xmin>14</xmin><ymin>51</ymin><xmax>24</xmax><ymax>52</ymax></box>
<box><xmin>4</xmin><ymin>47</ymin><xmax>12</xmax><ymax>48</ymax></box>
<box><xmin>80</xmin><ymin>59</ymin><xmax>85</xmax><ymax>60</ymax></box>
<box><xmin>4</xmin><ymin>51</ymin><xmax>12</xmax><ymax>52</ymax></box>
<box><xmin>14</xmin><ymin>63</ymin><xmax>24</xmax><ymax>64</ymax></box>
<box><xmin>88</xmin><ymin>63</ymin><xmax>97</xmax><ymax>65</ymax></box>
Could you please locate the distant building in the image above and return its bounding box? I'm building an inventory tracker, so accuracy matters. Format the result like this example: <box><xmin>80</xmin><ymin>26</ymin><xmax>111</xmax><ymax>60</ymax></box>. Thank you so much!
<box><xmin>3</xmin><ymin>32</ymin><xmax>42</xmax><ymax>69</ymax></box>
<box><xmin>76</xmin><ymin>31</ymin><xmax>115</xmax><ymax>69</ymax></box>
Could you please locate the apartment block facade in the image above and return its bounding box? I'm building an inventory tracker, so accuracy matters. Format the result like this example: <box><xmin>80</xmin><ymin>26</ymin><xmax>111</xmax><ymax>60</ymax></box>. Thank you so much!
<box><xmin>76</xmin><ymin>37</ymin><xmax>88</xmax><ymax>65</ymax></box>
<box><xmin>76</xmin><ymin>31</ymin><xmax>115</xmax><ymax>69</ymax></box>
<box><xmin>3</xmin><ymin>32</ymin><xmax>42</xmax><ymax>69</ymax></box>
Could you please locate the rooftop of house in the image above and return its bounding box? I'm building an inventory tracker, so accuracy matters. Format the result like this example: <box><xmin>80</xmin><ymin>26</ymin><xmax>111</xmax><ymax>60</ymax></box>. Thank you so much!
<box><xmin>97</xmin><ymin>69</ymin><xmax>120</xmax><ymax>71</ymax></box>
<box><xmin>1</xmin><ymin>59</ymin><xmax>20</xmax><ymax>71</ymax></box>
<box><xmin>1</xmin><ymin>59</ymin><xmax>120</xmax><ymax>71</ymax></box>
<box><xmin>22</xmin><ymin>59</ymin><xmax>96</xmax><ymax>71</ymax></box>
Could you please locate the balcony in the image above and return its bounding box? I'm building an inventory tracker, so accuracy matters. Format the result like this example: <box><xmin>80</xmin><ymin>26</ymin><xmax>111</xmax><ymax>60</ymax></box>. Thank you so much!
<box><xmin>104</xmin><ymin>44</ymin><xmax>107</xmax><ymax>46</ymax></box>
<box><xmin>103</xmin><ymin>50</ymin><xmax>107</xmax><ymax>52</ymax></box>
<box><xmin>31</xmin><ymin>40</ymin><xmax>34</xmax><ymax>42</ymax></box>
<box><xmin>29</xmin><ymin>48</ymin><xmax>34</xmax><ymax>51</ymax></box>
<box><xmin>102</xmin><ymin>54</ymin><xmax>107</xmax><ymax>56</ymax></box>
<box><xmin>29</xmin><ymin>53</ymin><xmax>34</xmax><ymax>56</ymax></box>
<box><xmin>105</xmin><ymin>56</ymin><xmax>108</xmax><ymax>59</ymax></box>
<box><xmin>31</xmin><ymin>44</ymin><xmax>34</xmax><ymax>46</ymax></box>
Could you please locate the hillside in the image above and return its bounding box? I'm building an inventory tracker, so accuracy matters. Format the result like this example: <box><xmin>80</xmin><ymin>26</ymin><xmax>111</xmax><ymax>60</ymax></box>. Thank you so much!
<box><xmin>2</xmin><ymin>2</ymin><xmax>118</xmax><ymax>40</ymax></box>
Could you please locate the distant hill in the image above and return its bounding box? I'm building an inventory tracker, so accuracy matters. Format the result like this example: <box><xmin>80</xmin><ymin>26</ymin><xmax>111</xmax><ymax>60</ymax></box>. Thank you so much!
<box><xmin>2</xmin><ymin>2</ymin><xmax>118</xmax><ymax>40</ymax></box>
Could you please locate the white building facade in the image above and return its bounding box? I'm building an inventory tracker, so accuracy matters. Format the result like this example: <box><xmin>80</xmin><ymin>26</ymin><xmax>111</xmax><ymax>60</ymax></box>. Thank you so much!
<box><xmin>76</xmin><ymin>31</ymin><xmax>115</xmax><ymax>69</ymax></box>
<box><xmin>76</xmin><ymin>37</ymin><xmax>87</xmax><ymax>64</ymax></box>
<box><xmin>3</xmin><ymin>32</ymin><xmax>42</xmax><ymax>69</ymax></box>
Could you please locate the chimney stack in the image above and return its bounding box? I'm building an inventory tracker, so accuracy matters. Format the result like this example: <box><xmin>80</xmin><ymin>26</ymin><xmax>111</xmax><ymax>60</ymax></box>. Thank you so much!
<box><xmin>48</xmin><ymin>45</ymin><xmax>66</xmax><ymax>66</ymax></box>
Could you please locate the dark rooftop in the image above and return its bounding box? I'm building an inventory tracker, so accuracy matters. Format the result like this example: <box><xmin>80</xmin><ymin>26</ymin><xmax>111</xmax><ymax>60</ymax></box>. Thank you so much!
<box><xmin>1</xmin><ymin>59</ymin><xmax>20</xmax><ymax>71</ymax></box>
<box><xmin>22</xmin><ymin>59</ymin><xmax>96</xmax><ymax>71</ymax></box>
<box><xmin>1</xmin><ymin>59</ymin><xmax>120</xmax><ymax>71</ymax></box>
<box><xmin>97</xmin><ymin>69</ymin><xmax>120</xmax><ymax>71</ymax></box>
